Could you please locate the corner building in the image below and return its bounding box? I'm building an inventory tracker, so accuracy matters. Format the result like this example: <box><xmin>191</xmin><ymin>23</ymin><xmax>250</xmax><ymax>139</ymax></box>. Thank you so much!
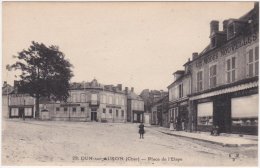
<box><xmin>188</xmin><ymin>3</ymin><xmax>259</xmax><ymax>135</ymax></box>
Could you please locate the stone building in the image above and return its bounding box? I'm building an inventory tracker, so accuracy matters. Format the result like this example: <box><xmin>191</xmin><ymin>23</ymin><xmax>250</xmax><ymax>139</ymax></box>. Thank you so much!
<box><xmin>151</xmin><ymin>94</ymin><xmax>169</xmax><ymax>127</ymax></box>
<box><xmin>2</xmin><ymin>81</ymin><xmax>13</xmax><ymax>118</ymax></box>
<box><xmin>8</xmin><ymin>79</ymin><xmax>144</xmax><ymax>123</ymax></box>
<box><xmin>168</xmin><ymin>65</ymin><xmax>191</xmax><ymax>131</ymax></box>
<box><xmin>127</xmin><ymin>87</ymin><xmax>145</xmax><ymax>123</ymax></box>
<box><xmin>169</xmin><ymin>3</ymin><xmax>259</xmax><ymax>135</ymax></box>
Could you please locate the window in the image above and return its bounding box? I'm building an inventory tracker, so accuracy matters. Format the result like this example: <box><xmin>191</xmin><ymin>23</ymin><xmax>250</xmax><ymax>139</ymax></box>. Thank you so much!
<box><xmin>101</xmin><ymin>95</ymin><xmax>106</xmax><ymax>103</ymax></box>
<box><xmin>227</xmin><ymin>23</ymin><xmax>235</xmax><ymax>39</ymax></box>
<box><xmin>64</xmin><ymin>107</ymin><xmax>68</xmax><ymax>112</ymax></box>
<box><xmin>25</xmin><ymin>108</ymin><xmax>32</xmax><ymax>116</ymax></box>
<box><xmin>80</xmin><ymin>94</ymin><xmax>86</xmax><ymax>102</ymax></box>
<box><xmin>109</xmin><ymin>109</ymin><xmax>112</xmax><ymax>114</ymax></box>
<box><xmin>11</xmin><ymin>108</ymin><xmax>19</xmax><ymax>116</ymax></box>
<box><xmin>81</xmin><ymin>107</ymin><xmax>85</xmax><ymax>112</ymax></box>
<box><xmin>197</xmin><ymin>71</ymin><xmax>203</xmax><ymax>91</ymax></box>
<box><xmin>209</xmin><ymin>64</ymin><xmax>217</xmax><ymax>88</ymax></box>
<box><xmin>116</xmin><ymin>110</ymin><xmax>118</xmax><ymax>117</ymax></box>
<box><xmin>103</xmin><ymin>108</ymin><xmax>106</xmax><ymax>113</ymax></box>
<box><xmin>72</xmin><ymin>107</ymin><xmax>76</xmax><ymax>112</ymax></box>
<box><xmin>121</xmin><ymin>110</ymin><xmax>124</xmax><ymax>117</ymax></box>
<box><xmin>91</xmin><ymin>94</ymin><xmax>98</xmax><ymax>105</ymax></box>
<box><xmin>121</xmin><ymin>97</ymin><xmax>125</xmax><ymax>105</ymax></box>
<box><xmin>226</xmin><ymin>56</ymin><xmax>236</xmax><ymax>83</ymax></box>
<box><xmin>56</xmin><ymin>107</ymin><xmax>60</xmax><ymax>112</ymax></box>
<box><xmin>72</xmin><ymin>93</ymin><xmax>77</xmax><ymax>102</ymax></box>
<box><xmin>247</xmin><ymin>46</ymin><xmax>259</xmax><ymax>77</ymax></box>
<box><xmin>178</xmin><ymin>83</ymin><xmax>183</xmax><ymax>98</ymax></box>
<box><xmin>115</xmin><ymin>97</ymin><xmax>119</xmax><ymax>105</ymax></box>
<box><xmin>109</xmin><ymin>96</ymin><xmax>113</xmax><ymax>104</ymax></box>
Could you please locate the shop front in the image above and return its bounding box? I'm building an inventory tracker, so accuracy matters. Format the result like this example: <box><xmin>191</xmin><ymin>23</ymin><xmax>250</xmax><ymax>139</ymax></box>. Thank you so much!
<box><xmin>9</xmin><ymin>105</ymin><xmax>34</xmax><ymax>118</ymax></box>
<box><xmin>133</xmin><ymin>110</ymin><xmax>144</xmax><ymax>123</ymax></box>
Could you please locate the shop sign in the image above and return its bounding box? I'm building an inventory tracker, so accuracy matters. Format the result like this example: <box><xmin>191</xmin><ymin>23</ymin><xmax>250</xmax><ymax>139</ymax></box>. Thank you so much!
<box><xmin>196</xmin><ymin>34</ymin><xmax>258</xmax><ymax>67</ymax></box>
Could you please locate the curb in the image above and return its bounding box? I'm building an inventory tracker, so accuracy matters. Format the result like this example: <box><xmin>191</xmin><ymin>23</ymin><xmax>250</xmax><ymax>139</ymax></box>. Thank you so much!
<box><xmin>152</xmin><ymin>129</ymin><xmax>257</xmax><ymax>147</ymax></box>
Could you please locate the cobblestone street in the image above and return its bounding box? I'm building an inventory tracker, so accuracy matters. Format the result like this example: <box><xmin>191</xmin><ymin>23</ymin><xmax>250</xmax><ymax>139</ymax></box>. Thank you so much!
<box><xmin>2</xmin><ymin>119</ymin><xmax>258</xmax><ymax>166</ymax></box>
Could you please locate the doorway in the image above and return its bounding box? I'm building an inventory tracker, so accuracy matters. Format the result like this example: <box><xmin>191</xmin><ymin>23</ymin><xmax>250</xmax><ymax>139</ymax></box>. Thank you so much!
<box><xmin>91</xmin><ymin>111</ymin><xmax>97</xmax><ymax>121</ymax></box>
<box><xmin>19</xmin><ymin>108</ymin><xmax>24</xmax><ymax>118</ymax></box>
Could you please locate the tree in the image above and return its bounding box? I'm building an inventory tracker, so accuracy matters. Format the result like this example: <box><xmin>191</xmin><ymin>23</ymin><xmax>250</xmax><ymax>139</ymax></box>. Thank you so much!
<box><xmin>7</xmin><ymin>41</ymin><xmax>73</xmax><ymax>118</ymax></box>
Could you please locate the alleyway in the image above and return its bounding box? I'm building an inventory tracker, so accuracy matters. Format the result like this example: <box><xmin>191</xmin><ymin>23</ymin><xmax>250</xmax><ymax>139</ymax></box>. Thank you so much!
<box><xmin>2</xmin><ymin>119</ymin><xmax>257</xmax><ymax>166</ymax></box>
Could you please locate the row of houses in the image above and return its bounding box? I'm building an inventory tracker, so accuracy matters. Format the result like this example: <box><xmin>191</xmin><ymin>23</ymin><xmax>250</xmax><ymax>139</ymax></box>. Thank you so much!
<box><xmin>4</xmin><ymin>79</ymin><xmax>145</xmax><ymax>123</ymax></box>
<box><xmin>151</xmin><ymin>3</ymin><xmax>259</xmax><ymax>135</ymax></box>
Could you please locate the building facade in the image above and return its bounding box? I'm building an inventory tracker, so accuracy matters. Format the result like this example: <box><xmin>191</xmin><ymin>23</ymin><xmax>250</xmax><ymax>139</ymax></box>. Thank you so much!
<box><xmin>151</xmin><ymin>94</ymin><xmax>169</xmax><ymax>127</ymax></box>
<box><xmin>127</xmin><ymin>87</ymin><xmax>145</xmax><ymax>123</ymax></box>
<box><xmin>186</xmin><ymin>3</ymin><xmax>259</xmax><ymax>135</ymax></box>
<box><xmin>2</xmin><ymin>82</ymin><xmax>13</xmax><ymax>118</ymax></box>
<box><xmin>168</xmin><ymin>68</ymin><xmax>191</xmax><ymax>131</ymax></box>
<box><xmin>8</xmin><ymin>79</ymin><xmax>144</xmax><ymax>123</ymax></box>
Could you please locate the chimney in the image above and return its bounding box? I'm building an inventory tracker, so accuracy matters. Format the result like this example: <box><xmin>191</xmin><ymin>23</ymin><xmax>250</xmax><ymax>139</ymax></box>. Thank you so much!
<box><xmin>3</xmin><ymin>81</ymin><xmax>7</xmax><ymax>87</ymax></box>
<box><xmin>210</xmin><ymin>20</ymin><xmax>219</xmax><ymax>36</ymax></box>
<box><xmin>192</xmin><ymin>52</ymin><xmax>199</xmax><ymax>60</ymax></box>
<box><xmin>117</xmin><ymin>84</ymin><xmax>122</xmax><ymax>91</ymax></box>
<box><xmin>254</xmin><ymin>2</ymin><xmax>259</xmax><ymax>11</ymax></box>
<box><xmin>223</xmin><ymin>20</ymin><xmax>228</xmax><ymax>33</ymax></box>
<box><xmin>131</xmin><ymin>87</ymin><xmax>134</xmax><ymax>92</ymax></box>
<box><xmin>125</xmin><ymin>87</ymin><xmax>128</xmax><ymax>94</ymax></box>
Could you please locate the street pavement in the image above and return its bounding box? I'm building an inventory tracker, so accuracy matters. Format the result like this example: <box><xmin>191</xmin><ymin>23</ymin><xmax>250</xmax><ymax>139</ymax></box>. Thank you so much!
<box><xmin>2</xmin><ymin>119</ymin><xmax>258</xmax><ymax>166</ymax></box>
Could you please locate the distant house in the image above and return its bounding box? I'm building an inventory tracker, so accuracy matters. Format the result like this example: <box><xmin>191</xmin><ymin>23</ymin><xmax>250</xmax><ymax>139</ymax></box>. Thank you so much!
<box><xmin>2</xmin><ymin>81</ymin><xmax>14</xmax><ymax>118</ymax></box>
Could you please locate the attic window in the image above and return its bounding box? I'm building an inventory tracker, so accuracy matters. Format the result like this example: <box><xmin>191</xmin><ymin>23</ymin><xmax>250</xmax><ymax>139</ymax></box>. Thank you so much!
<box><xmin>228</xmin><ymin>23</ymin><xmax>235</xmax><ymax>39</ymax></box>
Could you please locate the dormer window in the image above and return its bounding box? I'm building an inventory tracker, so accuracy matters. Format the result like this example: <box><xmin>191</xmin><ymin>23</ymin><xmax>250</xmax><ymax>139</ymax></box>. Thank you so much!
<box><xmin>227</xmin><ymin>23</ymin><xmax>235</xmax><ymax>39</ymax></box>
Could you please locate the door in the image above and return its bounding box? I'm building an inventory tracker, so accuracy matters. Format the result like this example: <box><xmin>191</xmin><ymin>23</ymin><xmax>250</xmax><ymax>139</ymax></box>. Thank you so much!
<box><xmin>91</xmin><ymin>111</ymin><xmax>97</xmax><ymax>121</ymax></box>
<box><xmin>19</xmin><ymin>108</ymin><xmax>24</xmax><ymax>118</ymax></box>
<box><xmin>137</xmin><ymin>113</ymin><xmax>141</xmax><ymax>123</ymax></box>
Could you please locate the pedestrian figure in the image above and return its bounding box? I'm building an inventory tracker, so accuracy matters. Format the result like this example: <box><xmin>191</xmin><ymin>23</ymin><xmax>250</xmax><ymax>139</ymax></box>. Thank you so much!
<box><xmin>22</xmin><ymin>112</ymin><xmax>25</xmax><ymax>121</ymax></box>
<box><xmin>169</xmin><ymin>118</ymin><xmax>174</xmax><ymax>131</ymax></box>
<box><xmin>139</xmin><ymin>122</ymin><xmax>145</xmax><ymax>139</ymax></box>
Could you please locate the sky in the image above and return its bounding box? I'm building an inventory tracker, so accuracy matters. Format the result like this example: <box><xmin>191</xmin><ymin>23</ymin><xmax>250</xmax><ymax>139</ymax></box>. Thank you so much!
<box><xmin>2</xmin><ymin>1</ymin><xmax>255</xmax><ymax>94</ymax></box>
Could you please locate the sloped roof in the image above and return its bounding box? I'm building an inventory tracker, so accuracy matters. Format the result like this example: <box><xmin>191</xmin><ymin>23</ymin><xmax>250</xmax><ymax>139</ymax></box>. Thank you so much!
<box><xmin>127</xmin><ymin>91</ymin><xmax>143</xmax><ymax>100</ymax></box>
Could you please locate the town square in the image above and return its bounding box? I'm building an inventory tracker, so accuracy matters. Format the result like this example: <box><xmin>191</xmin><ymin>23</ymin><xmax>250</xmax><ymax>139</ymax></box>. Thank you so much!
<box><xmin>2</xmin><ymin>1</ymin><xmax>259</xmax><ymax>167</ymax></box>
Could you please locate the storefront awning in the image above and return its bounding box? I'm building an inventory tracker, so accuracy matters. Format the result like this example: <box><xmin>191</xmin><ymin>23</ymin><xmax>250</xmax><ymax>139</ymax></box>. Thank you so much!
<box><xmin>190</xmin><ymin>81</ymin><xmax>258</xmax><ymax>100</ymax></box>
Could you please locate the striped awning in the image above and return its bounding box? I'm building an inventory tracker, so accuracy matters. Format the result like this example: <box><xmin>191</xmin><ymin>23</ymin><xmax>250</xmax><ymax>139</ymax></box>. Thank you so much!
<box><xmin>190</xmin><ymin>81</ymin><xmax>258</xmax><ymax>100</ymax></box>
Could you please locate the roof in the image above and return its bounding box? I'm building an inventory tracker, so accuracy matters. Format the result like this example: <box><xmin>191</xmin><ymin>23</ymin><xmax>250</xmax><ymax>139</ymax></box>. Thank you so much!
<box><xmin>127</xmin><ymin>91</ymin><xmax>143</xmax><ymax>101</ymax></box>
<box><xmin>2</xmin><ymin>84</ymin><xmax>14</xmax><ymax>95</ymax></box>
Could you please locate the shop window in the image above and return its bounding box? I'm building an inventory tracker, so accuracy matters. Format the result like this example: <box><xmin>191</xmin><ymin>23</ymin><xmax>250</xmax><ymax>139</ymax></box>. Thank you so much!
<box><xmin>103</xmin><ymin>108</ymin><xmax>106</xmax><ymax>113</ymax></box>
<box><xmin>72</xmin><ymin>107</ymin><xmax>77</xmax><ymax>112</ymax></box>
<box><xmin>121</xmin><ymin>110</ymin><xmax>124</xmax><ymax>117</ymax></box>
<box><xmin>197</xmin><ymin>116</ymin><xmax>213</xmax><ymax>126</ymax></box>
<box><xmin>197</xmin><ymin>102</ymin><xmax>213</xmax><ymax>126</ymax></box>
<box><xmin>197</xmin><ymin>71</ymin><xmax>203</xmax><ymax>91</ymax></box>
<box><xmin>115</xmin><ymin>97</ymin><xmax>119</xmax><ymax>105</ymax></box>
<box><xmin>56</xmin><ymin>107</ymin><xmax>60</xmax><ymax>112</ymax></box>
<box><xmin>209</xmin><ymin>64</ymin><xmax>217</xmax><ymax>88</ymax></box>
<box><xmin>25</xmin><ymin>108</ymin><xmax>32</xmax><ymax>116</ymax></box>
<box><xmin>247</xmin><ymin>46</ymin><xmax>259</xmax><ymax>77</ymax></box>
<box><xmin>81</xmin><ymin>107</ymin><xmax>85</xmax><ymax>112</ymax></box>
<box><xmin>226</xmin><ymin>56</ymin><xmax>236</xmax><ymax>83</ymax></box>
<box><xmin>11</xmin><ymin>108</ymin><xmax>19</xmax><ymax>116</ymax></box>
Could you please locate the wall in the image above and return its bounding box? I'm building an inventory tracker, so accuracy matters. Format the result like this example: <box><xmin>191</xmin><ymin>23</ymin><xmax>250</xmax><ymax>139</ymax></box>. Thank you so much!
<box><xmin>191</xmin><ymin>33</ymin><xmax>259</xmax><ymax>93</ymax></box>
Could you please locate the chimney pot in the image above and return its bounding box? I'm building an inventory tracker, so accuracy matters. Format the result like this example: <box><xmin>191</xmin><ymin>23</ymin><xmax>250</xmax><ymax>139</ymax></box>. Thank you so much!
<box><xmin>210</xmin><ymin>20</ymin><xmax>219</xmax><ymax>36</ymax></box>
<box><xmin>131</xmin><ymin>87</ymin><xmax>134</xmax><ymax>92</ymax></box>
<box><xmin>192</xmin><ymin>52</ymin><xmax>199</xmax><ymax>60</ymax></box>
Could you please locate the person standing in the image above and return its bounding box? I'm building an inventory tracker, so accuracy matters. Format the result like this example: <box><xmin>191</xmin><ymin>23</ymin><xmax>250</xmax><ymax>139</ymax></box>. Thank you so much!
<box><xmin>139</xmin><ymin>122</ymin><xmax>145</xmax><ymax>139</ymax></box>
